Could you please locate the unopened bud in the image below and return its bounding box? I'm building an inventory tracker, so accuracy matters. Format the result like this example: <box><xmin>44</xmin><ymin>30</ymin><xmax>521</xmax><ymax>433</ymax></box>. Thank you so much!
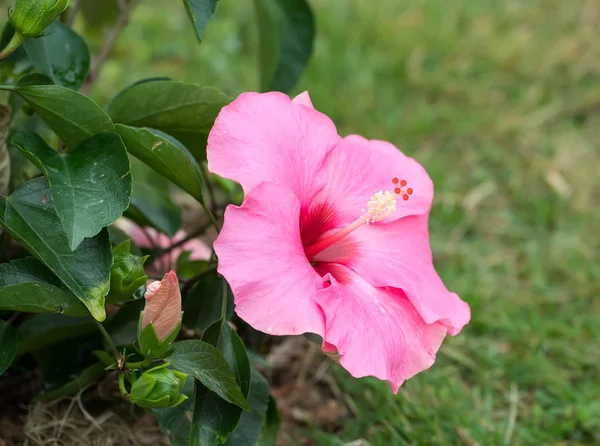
<box><xmin>141</xmin><ymin>270</ymin><xmax>181</xmax><ymax>341</ymax></box>
<box><xmin>129</xmin><ymin>362</ymin><xmax>188</xmax><ymax>409</ymax></box>
<box><xmin>108</xmin><ymin>240</ymin><xmax>148</xmax><ymax>303</ymax></box>
<box><xmin>11</xmin><ymin>0</ymin><xmax>69</xmax><ymax>38</ymax></box>
<box><xmin>137</xmin><ymin>271</ymin><xmax>182</xmax><ymax>360</ymax></box>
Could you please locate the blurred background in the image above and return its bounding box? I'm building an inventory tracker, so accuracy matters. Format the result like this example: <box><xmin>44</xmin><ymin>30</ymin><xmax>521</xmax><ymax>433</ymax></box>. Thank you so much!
<box><xmin>4</xmin><ymin>0</ymin><xmax>600</xmax><ymax>444</ymax></box>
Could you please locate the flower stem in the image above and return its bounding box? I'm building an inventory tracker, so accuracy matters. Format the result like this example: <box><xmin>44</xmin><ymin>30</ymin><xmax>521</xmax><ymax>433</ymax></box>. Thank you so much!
<box><xmin>155</xmin><ymin>221</ymin><xmax>213</xmax><ymax>257</ymax></box>
<box><xmin>94</xmin><ymin>320</ymin><xmax>120</xmax><ymax>362</ymax></box>
<box><xmin>118</xmin><ymin>373</ymin><xmax>128</xmax><ymax>396</ymax></box>
<box><xmin>125</xmin><ymin>357</ymin><xmax>157</xmax><ymax>370</ymax></box>
<box><xmin>0</xmin><ymin>31</ymin><xmax>26</xmax><ymax>61</ymax></box>
<box><xmin>65</xmin><ymin>0</ymin><xmax>82</xmax><ymax>26</ymax></box>
<box><xmin>197</xmin><ymin>164</ymin><xmax>221</xmax><ymax>234</ymax></box>
<box><xmin>220</xmin><ymin>277</ymin><xmax>228</xmax><ymax>320</ymax></box>
<box><xmin>81</xmin><ymin>0</ymin><xmax>140</xmax><ymax>95</ymax></box>
<box><xmin>181</xmin><ymin>263</ymin><xmax>218</xmax><ymax>295</ymax></box>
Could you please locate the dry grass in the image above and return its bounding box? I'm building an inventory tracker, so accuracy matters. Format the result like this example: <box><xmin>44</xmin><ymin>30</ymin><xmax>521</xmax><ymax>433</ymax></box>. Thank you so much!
<box><xmin>19</xmin><ymin>388</ymin><xmax>167</xmax><ymax>446</ymax></box>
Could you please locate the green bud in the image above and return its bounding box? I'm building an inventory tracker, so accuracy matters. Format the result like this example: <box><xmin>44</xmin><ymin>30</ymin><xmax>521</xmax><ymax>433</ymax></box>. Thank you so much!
<box><xmin>107</xmin><ymin>240</ymin><xmax>148</xmax><ymax>303</ymax></box>
<box><xmin>10</xmin><ymin>0</ymin><xmax>69</xmax><ymax>38</ymax></box>
<box><xmin>129</xmin><ymin>362</ymin><xmax>188</xmax><ymax>409</ymax></box>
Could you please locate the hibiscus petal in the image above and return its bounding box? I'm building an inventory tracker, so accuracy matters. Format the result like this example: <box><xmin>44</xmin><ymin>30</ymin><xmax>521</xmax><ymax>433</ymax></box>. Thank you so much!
<box><xmin>314</xmin><ymin>215</ymin><xmax>470</xmax><ymax>335</ymax></box>
<box><xmin>214</xmin><ymin>182</ymin><xmax>325</xmax><ymax>336</ymax></box>
<box><xmin>306</xmin><ymin>135</ymin><xmax>434</xmax><ymax>232</ymax></box>
<box><xmin>207</xmin><ymin>92</ymin><xmax>339</xmax><ymax>210</ymax></box>
<box><xmin>315</xmin><ymin>265</ymin><xmax>447</xmax><ymax>393</ymax></box>
<box><xmin>292</xmin><ymin>91</ymin><xmax>314</xmax><ymax>108</ymax></box>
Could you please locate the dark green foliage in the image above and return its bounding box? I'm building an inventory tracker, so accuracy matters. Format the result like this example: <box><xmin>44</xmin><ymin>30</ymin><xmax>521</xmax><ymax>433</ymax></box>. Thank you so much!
<box><xmin>0</xmin><ymin>0</ymin><xmax>309</xmax><ymax>443</ymax></box>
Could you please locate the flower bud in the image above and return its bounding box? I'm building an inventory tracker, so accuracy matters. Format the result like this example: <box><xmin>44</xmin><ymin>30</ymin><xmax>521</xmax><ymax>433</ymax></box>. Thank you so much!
<box><xmin>108</xmin><ymin>240</ymin><xmax>148</xmax><ymax>303</ymax></box>
<box><xmin>10</xmin><ymin>0</ymin><xmax>69</xmax><ymax>38</ymax></box>
<box><xmin>137</xmin><ymin>271</ymin><xmax>182</xmax><ymax>360</ymax></box>
<box><xmin>141</xmin><ymin>270</ymin><xmax>181</xmax><ymax>341</ymax></box>
<box><xmin>129</xmin><ymin>362</ymin><xmax>188</xmax><ymax>409</ymax></box>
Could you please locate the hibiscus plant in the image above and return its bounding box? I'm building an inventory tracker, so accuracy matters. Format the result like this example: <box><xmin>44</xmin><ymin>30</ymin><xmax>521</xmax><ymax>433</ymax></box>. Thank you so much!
<box><xmin>0</xmin><ymin>0</ymin><xmax>469</xmax><ymax>444</ymax></box>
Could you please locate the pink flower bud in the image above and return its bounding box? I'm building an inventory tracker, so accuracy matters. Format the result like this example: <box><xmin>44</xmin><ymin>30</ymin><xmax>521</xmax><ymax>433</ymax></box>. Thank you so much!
<box><xmin>141</xmin><ymin>270</ymin><xmax>181</xmax><ymax>341</ymax></box>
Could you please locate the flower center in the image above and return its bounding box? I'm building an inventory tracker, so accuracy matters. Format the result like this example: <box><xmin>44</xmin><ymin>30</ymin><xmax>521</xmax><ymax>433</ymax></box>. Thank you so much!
<box><xmin>304</xmin><ymin>178</ymin><xmax>413</xmax><ymax>260</ymax></box>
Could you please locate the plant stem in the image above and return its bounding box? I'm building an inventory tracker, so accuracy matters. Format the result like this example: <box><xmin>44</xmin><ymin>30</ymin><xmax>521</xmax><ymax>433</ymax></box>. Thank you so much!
<box><xmin>202</xmin><ymin>163</ymin><xmax>219</xmax><ymax>216</ymax></box>
<box><xmin>118</xmin><ymin>373</ymin><xmax>128</xmax><ymax>396</ymax></box>
<box><xmin>95</xmin><ymin>320</ymin><xmax>120</xmax><ymax>362</ymax></box>
<box><xmin>154</xmin><ymin>221</ymin><xmax>213</xmax><ymax>257</ymax></box>
<box><xmin>220</xmin><ymin>276</ymin><xmax>228</xmax><ymax>320</ymax></box>
<box><xmin>0</xmin><ymin>31</ymin><xmax>26</xmax><ymax>61</ymax></box>
<box><xmin>181</xmin><ymin>263</ymin><xmax>218</xmax><ymax>295</ymax></box>
<box><xmin>197</xmin><ymin>163</ymin><xmax>221</xmax><ymax>234</ymax></box>
<box><xmin>66</xmin><ymin>0</ymin><xmax>82</xmax><ymax>26</ymax></box>
<box><xmin>81</xmin><ymin>0</ymin><xmax>140</xmax><ymax>95</ymax></box>
<box><xmin>125</xmin><ymin>357</ymin><xmax>154</xmax><ymax>370</ymax></box>
<box><xmin>200</xmin><ymin>201</ymin><xmax>221</xmax><ymax>234</ymax></box>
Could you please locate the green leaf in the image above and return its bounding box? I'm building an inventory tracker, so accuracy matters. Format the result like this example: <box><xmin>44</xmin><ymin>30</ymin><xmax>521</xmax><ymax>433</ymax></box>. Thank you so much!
<box><xmin>258</xmin><ymin>396</ymin><xmax>281</xmax><ymax>446</ymax></box>
<box><xmin>183</xmin><ymin>0</ymin><xmax>218</xmax><ymax>41</ymax></box>
<box><xmin>154</xmin><ymin>378</ymin><xmax>194</xmax><ymax>446</ymax></box>
<box><xmin>106</xmin><ymin>298</ymin><xmax>144</xmax><ymax>347</ymax></box>
<box><xmin>34</xmin><ymin>361</ymin><xmax>105</xmax><ymax>401</ymax></box>
<box><xmin>0</xmin><ymin>321</ymin><xmax>18</xmax><ymax>375</ymax></box>
<box><xmin>116</xmin><ymin>124</ymin><xmax>204</xmax><ymax>202</ymax></box>
<box><xmin>17</xmin><ymin>314</ymin><xmax>95</xmax><ymax>355</ymax></box>
<box><xmin>108</xmin><ymin>80</ymin><xmax>228</xmax><ymax>160</ymax></box>
<box><xmin>13</xmin><ymin>132</ymin><xmax>132</xmax><ymax>250</ymax></box>
<box><xmin>14</xmin><ymin>73</ymin><xmax>55</xmax><ymax>87</ymax></box>
<box><xmin>190</xmin><ymin>322</ymin><xmax>251</xmax><ymax>444</ymax></box>
<box><xmin>183</xmin><ymin>273</ymin><xmax>233</xmax><ymax>333</ymax></box>
<box><xmin>23</xmin><ymin>21</ymin><xmax>90</xmax><ymax>90</ymax></box>
<box><xmin>0</xmin><ymin>257</ymin><xmax>88</xmax><ymax>316</ymax></box>
<box><xmin>169</xmin><ymin>340</ymin><xmax>249</xmax><ymax>410</ymax></box>
<box><xmin>125</xmin><ymin>158</ymin><xmax>181</xmax><ymax>237</ymax></box>
<box><xmin>0</xmin><ymin>177</ymin><xmax>112</xmax><ymax>321</ymax></box>
<box><xmin>175</xmin><ymin>251</ymin><xmax>209</xmax><ymax>280</ymax></box>
<box><xmin>225</xmin><ymin>369</ymin><xmax>271</xmax><ymax>446</ymax></box>
<box><xmin>5</xmin><ymin>83</ymin><xmax>116</xmax><ymax>148</ymax></box>
<box><xmin>253</xmin><ymin>0</ymin><xmax>315</xmax><ymax>93</ymax></box>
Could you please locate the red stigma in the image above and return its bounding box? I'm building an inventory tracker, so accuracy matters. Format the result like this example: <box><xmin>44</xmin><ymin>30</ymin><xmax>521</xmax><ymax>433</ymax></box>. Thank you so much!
<box><xmin>392</xmin><ymin>177</ymin><xmax>399</xmax><ymax>185</ymax></box>
<box><xmin>394</xmin><ymin>187</ymin><xmax>401</xmax><ymax>194</ymax></box>
<box><xmin>402</xmin><ymin>194</ymin><xmax>409</xmax><ymax>201</ymax></box>
<box><xmin>400</xmin><ymin>179</ymin><xmax>407</xmax><ymax>187</ymax></box>
<box><xmin>407</xmin><ymin>188</ymin><xmax>413</xmax><ymax>195</ymax></box>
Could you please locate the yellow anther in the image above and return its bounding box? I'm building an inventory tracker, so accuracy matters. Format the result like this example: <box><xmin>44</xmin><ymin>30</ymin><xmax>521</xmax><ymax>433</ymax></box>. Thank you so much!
<box><xmin>363</xmin><ymin>190</ymin><xmax>397</xmax><ymax>224</ymax></box>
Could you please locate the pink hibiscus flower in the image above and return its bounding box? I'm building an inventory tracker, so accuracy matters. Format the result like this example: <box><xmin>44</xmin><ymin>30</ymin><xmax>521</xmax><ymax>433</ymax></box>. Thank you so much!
<box><xmin>208</xmin><ymin>91</ymin><xmax>470</xmax><ymax>391</ymax></box>
<box><xmin>115</xmin><ymin>219</ymin><xmax>212</xmax><ymax>275</ymax></box>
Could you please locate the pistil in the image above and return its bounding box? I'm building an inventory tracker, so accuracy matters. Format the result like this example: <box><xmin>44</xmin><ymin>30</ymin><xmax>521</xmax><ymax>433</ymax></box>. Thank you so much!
<box><xmin>304</xmin><ymin>178</ymin><xmax>413</xmax><ymax>260</ymax></box>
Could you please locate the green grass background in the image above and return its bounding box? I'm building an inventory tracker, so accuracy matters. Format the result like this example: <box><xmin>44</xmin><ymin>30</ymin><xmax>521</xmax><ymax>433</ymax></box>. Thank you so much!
<box><xmin>17</xmin><ymin>0</ymin><xmax>600</xmax><ymax>443</ymax></box>
<box><xmin>97</xmin><ymin>0</ymin><xmax>600</xmax><ymax>444</ymax></box>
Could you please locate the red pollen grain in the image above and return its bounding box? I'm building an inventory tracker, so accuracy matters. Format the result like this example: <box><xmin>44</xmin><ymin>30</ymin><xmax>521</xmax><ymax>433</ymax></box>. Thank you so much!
<box><xmin>392</xmin><ymin>177</ymin><xmax>399</xmax><ymax>184</ymax></box>
<box><xmin>407</xmin><ymin>188</ymin><xmax>413</xmax><ymax>195</ymax></box>
<box><xmin>394</xmin><ymin>187</ymin><xmax>401</xmax><ymax>194</ymax></box>
<box><xmin>402</xmin><ymin>194</ymin><xmax>409</xmax><ymax>201</ymax></box>
<box><xmin>400</xmin><ymin>179</ymin><xmax>407</xmax><ymax>187</ymax></box>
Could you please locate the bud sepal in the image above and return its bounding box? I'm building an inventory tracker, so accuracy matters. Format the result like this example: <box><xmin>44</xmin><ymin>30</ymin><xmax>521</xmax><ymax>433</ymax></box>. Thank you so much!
<box><xmin>10</xmin><ymin>0</ymin><xmax>69</xmax><ymax>38</ymax></box>
<box><xmin>108</xmin><ymin>240</ymin><xmax>149</xmax><ymax>303</ymax></box>
<box><xmin>136</xmin><ymin>311</ymin><xmax>182</xmax><ymax>361</ymax></box>
<box><xmin>128</xmin><ymin>362</ymin><xmax>188</xmax><ymax>409</ymax></box>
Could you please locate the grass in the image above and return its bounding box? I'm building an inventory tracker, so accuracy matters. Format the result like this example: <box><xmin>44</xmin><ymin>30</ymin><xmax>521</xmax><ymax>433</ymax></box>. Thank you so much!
<box><xmin>14</xmin><ymin>0</ymin><xmax>600</xmax><ymax>443</ymax></box>
<box><xmin>104</xmin><ymin>0</ymin><xmax>600</xmax><ymax>444</ymax></box>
